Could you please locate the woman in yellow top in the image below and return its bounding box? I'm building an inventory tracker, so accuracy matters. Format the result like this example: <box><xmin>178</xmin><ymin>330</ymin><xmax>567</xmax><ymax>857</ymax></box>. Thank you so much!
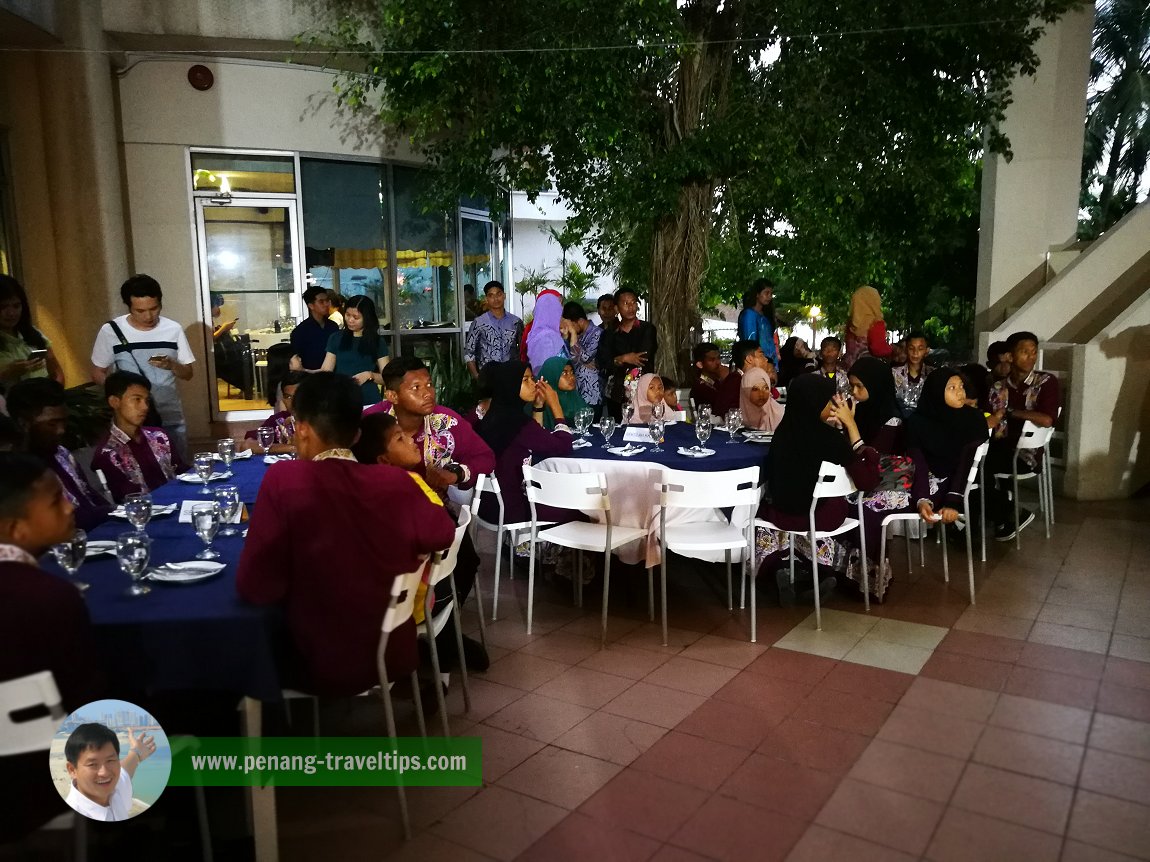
<box><xmin>0</xmin><ymin>275</ymin><xmax>64</xmax><ymax>385</ymax></box>
<box><xmin>843</xmin><ymin>285</ymin><xmax>893</xmax><ymax>371</ymax></box>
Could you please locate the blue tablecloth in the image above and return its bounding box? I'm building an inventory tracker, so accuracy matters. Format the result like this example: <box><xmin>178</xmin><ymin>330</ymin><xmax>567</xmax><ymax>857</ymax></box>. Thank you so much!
<box><xmin>46</xmin><ymin>457</ymin><xmax>284</xmax><ymax>701</ymax></box>
<box><xmin>577</xmin><ymin>421</ymin><xmax>766</xmax><ymax>471</ymax></box>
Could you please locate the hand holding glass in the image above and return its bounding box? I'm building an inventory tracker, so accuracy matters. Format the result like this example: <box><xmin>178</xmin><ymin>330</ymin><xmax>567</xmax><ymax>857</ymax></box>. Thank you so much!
<box><xmin>192</xmin><ymin>503</ymin><xmax>221</xmax><ymax>560</ymax></box>
<box><xmin>51</xmin><ymin>529</ymin><xmax>89</xmax><ymax>592</ymax></box>
<box><xmin>214</xmin><ymin>485</ymin><xmax>241</xmax><ymax>537</ymax></box>
<box><xmin>117</xmin><ymin>532</ymin><xmax>151</xmax><ymax>596</ymax></box>
<box><xmin>193</xmin><ymin>452</ymin><xmax>214</xmax><ymax>494</ymax></box>
<box><xmin>123</xmin><ymin>492</ymin><xmax>152</xmax><ymax>533</ymax></box>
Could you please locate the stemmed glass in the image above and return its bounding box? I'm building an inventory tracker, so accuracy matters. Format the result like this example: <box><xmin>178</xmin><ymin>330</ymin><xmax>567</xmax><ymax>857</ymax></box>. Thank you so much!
<box><xmin>217</xmin><ymin>437</ymin><xmax>236</xmax><ymax>477</ymax></box>
<box><xmin>652</xmin><ymin>400</ymin><xmax>666</xmax><ymax>421</ymax></box>
<box><xmin>696</xmin><ymin>403</ymin><xmax>712</xmax><ymax>426</ymax></box>
<box><xmin>256</xmin><ymin>426</ymin><xmax>275</xmax><ymax>455</ymax></box>
<box><xmin>193</xmin><ymin>452</ymin><xmax>214</xmax><ymax>494</ymax></box>
<box><xmin>598</xmin><ymin>415</ymin><xmax>618</xmax><ymax>449</ymax></box>
<box><xmin>574</xmin><ymin>407</ymin><xmax>594</xmax><ymax>439</ymax></box>
<box><xmin>725</xmin><ymin>408</ymin><xmax>743</xmax><ymax>444</ymax></box>
<box><xmin>622</xmin><ymin>401</ymin><xmax>636</xmax><ymax>426</ymax></box>
<box><xmin>123</xmin><ymin>492</ymin><xmax>152</xmax><ymax>534</ymax></box>
<box><xmin>117</xmin><ymin>532</ymin><xmax>151</xmax><ymax>597</ymax></box>
<box><xmin>192</xmin><ymin>502</ymin><xmax>221</xmax><ymax>560</ymax></box>
<box><xmin>648</xmin><ymin>417</ymin><xmax>666</xmax><ymax>454</ymax></box>
<box><xmin>694</xmin><ymin>420</ymin><xmax>713</xmax><ymax>453</ymax></box>
<box><xmin>51</xmin><ymin>529</ymin><xmax>89</xmax><ymax>592</ymax></box>
<box><xmin>214</xmin><ymin>485</ymin><xmax>241</xmax><ymax>537</ymax></box>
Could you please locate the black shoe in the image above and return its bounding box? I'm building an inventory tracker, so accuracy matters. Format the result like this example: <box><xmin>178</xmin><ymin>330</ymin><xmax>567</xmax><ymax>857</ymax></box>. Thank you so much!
<box><xmin>994</xmin><ymin>522</ymin><xmax>1017</xmax><ymax>542</ymax></box>
<box><xmin>461</xmin><ymin>634</ymin><xmax>490</xmax><ymax>672</ymax></box>
<box><xmin>798</xmin><ymin>577</ymin><xmax>837</xmax><ymax>606</ymax></box>
<box><xmin>1016</xmin><ymin>509</ymin><xmax>1036</xmax><ymax>534</ymax></box>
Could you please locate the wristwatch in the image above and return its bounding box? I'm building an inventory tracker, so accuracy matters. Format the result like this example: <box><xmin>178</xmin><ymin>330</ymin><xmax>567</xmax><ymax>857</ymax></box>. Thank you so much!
<box><xmin>443</xmin><ymin>462</ymin><xmax>465</xmax><ymax>483</ymax></box>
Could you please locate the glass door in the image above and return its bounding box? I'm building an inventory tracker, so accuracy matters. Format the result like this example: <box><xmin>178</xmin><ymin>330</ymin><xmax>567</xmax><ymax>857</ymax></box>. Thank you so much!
<box><xmin>194</xmin><ymin>200</ymin><xmax>303</xmax><ymax>420</ymax></box>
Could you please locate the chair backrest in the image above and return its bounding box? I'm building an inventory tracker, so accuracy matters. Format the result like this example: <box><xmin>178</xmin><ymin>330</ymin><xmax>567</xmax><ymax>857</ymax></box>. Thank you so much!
<box><xmin>966</xmin><ymin>440</ymin><xmax>990</xmax><ymax>485</ymax></box>
<box><xmin>811</xmin><ymin>461</ymin><xmax>855</xmax><ymax>500</ymax></box>
<box><xmin>0</xmin><ymin>671</ymin><xmax>64</xmax><ymax>757</ymax></box>
<box><xmin>667</xmin><ymin>410</ymin><xmax>688</xmax><ymax>422</ymax></box>
<box><xmin>523</xmin><ymin>464</ymin><xmax>610</xmax><ymax>513</ymax></box>
<box><xmin>1016</xmin><ymin>420</ymin><xmax>1055</xmax><ymax>451</ymax></box>
<box><xmin>426</xmin><ymin>508</ymin><xmax>472</xmax><ymax>587</ymax></box>
<box><xmin>659</xmin><ymin>466</ymin><xmax>760</xmax><ymax>511</ymax></box>
<box><xmin>381</xmin><ymin>558</ymin><xmax>430</xmax><ymax>635</ymax></box>
<box><xmin>776</xmin><ymin>386</ymin><xmax>787</xmax><ymax>404</ymax></box>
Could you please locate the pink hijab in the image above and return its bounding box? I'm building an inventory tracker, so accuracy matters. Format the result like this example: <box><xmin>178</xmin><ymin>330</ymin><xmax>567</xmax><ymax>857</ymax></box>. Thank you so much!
<box><xmin>740</xmin><ymin>368</ymin><xmax>785</xmax><ymax>432</ymax></box>
<box><xmin>633</xmin><ymin>372</ymin><xmax>661</xmax><ymax>423</ymax></box>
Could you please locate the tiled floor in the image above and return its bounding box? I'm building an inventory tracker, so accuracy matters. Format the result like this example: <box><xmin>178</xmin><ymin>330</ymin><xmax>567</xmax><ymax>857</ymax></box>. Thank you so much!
<box><xmin>277</xmin><ymin>499</ymin><xmax>1150</xmax><ymax>861</ymax></box>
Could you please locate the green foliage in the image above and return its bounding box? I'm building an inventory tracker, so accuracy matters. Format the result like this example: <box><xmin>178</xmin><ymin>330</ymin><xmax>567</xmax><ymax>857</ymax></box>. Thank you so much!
<box><xmin>555</xmin><ymin>262</ymin><xmax>598</xmax><ymax>306</ymax></box>
<box><xmin>513</xmin><ymin>266</ymin><xmax>551</xmax><ymax>296</ymax></box>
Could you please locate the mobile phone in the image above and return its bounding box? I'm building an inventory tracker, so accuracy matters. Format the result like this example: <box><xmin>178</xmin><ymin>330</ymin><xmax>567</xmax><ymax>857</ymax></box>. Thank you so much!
<box><xmin>150</xmin><ymin>354</ymin><xmax>167</xmax><ymax>362</ymax></box>
<box><xmin>28</xmin><ymin>349</ymin><xmax>48</xmax><ymax>360</ymax></box>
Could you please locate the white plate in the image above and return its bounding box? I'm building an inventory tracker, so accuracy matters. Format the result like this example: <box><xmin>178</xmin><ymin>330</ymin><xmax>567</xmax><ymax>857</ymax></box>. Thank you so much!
<box><xmin>607</xmin><ymin>445</ymin><xmax>648</xmax><ymax>457</ymax></box>
<box><xmin>109</xmin><ymin>503</ymin><xmax>178</xmax><ymax>518</ymax></box>
<box><xmin>147</xmin><ymin>561</ymin><xmax>226</xmax><ymax>583</ymax></box>
<box><xmin>85</xmin><ymin>540</ymin><xmax>117</xmax><ymax>557</ymax></box>
<box><xmin>676</xmin><ymin>447</ymin><xmax>716</xmax><ymax>458</ymax></box>
<box><xmin>571</xmin><ymin>439</ymin><xmax>594</xmax><ymax>449</ymax></box>
<box><xmin>263</xmin><ymin>455</ymin><xmax>293</xmax><ymax>465</ymax></box>
<box><xmin>178</xmin><ymin>471</ymin><xmax>231</xmax><ymax>483</ymax></box>
<box><xmin>213</xmin><ymin>450</ymin><xmax>253</xmax><ymax>461</ymax></box>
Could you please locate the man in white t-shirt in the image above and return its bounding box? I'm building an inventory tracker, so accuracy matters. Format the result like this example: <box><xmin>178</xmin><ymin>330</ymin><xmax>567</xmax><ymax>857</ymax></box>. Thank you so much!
<box><xmin>91</xmin><ymin>275</ymin><xmax>195</xmax><ymax>459</ymax></box>
<box><xmin>64</xmin><ymin>723</ymin><xmax>156</xmax><ymax>822</ymax></box>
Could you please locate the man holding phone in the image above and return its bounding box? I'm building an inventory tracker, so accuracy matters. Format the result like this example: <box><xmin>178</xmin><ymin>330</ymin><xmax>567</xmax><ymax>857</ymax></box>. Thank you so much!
<box><xmin>90</xmin><ymin>274</ymin><xmax>195</xmax><ymax>459</ymax></box>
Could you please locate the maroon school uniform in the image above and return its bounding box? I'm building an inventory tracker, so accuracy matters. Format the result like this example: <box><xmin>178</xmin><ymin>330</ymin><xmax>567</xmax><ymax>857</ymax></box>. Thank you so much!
<box><xmin>90</xmin><ymin>423</ymin><xmax>185</xmax><ymax>503</ymax></box>
<box><xmin>48</xmin><ymin>445</ymin><xmax>111</xmax><ymax>530</ymax></box>
<box><xmin>478</xmin><ymin>421</ymin><xmax>574</xmax><ymax>525</ymax></box>
<box><xmin>236</xmin><ymin>456</ymin><xmax>456</xmax><ymax>696</ymax></box>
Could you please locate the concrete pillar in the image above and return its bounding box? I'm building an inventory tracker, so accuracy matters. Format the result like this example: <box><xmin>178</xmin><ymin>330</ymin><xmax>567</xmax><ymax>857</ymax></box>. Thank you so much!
<box><xmin>975</xmin><ymin>6</ymin><xmax>1095</xmax><ymax>334</ymax></box>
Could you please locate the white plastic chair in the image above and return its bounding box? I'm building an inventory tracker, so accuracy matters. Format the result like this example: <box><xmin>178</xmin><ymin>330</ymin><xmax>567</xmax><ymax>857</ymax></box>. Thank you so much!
<box><xmin>377</xmin><ymin>559</ymin><xmax>433</xmax><ymax>840</ymax></box>
<box><xmin>655</xmin><ymin>467</ymin><xmax>760</xmax><ymax>645</ymax></box>
<box><xmin>522</xmin><ymin>465</ymin><xmax>648</xmax><ymax>645</ymax></box>
<box><xmin>468</xmin><ymin>474</ymin><xmax>554</xmax><ymax>621</ymax></box>
<box><xmin>420</xmin><ymin>507</ymin><xmax>474</xmax><ymax>733</ymax></box>
<box><xmin>993</xmin><ymin>421</ymin><xmax>1055</xmax><ymax>549</ymax></box>
<box><xmin>753</xmin><ymin>461</ymin><xmax>868</xmax><ymax>633</ymax></box>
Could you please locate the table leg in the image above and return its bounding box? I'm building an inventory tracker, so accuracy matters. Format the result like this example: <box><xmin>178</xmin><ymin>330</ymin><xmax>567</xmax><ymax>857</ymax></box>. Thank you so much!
<box><xmin>241</xmin><ymin>697</ymin><xmax>279</xmax><ymax>862</ymax></box>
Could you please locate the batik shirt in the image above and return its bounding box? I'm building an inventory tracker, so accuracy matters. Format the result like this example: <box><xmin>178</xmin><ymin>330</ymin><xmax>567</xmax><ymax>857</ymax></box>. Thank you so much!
<box><xmin>986</xmin><ymin>370</ymin><xmax>1060</xmax><ymax>470</ymax></box>
<box><xmin>463</xmin><ymin>311</ymin><xmax>524</xmax><ymax>371</ymax></box>
<box><xmin>893</xmin><ymin>364</ymin><xmax>933</xmax><ymax>412</ymax></box>
<box><xmin>49</xmin><ymin>446</ymin><xmax>111</xmax><ymax>529</ymax></box>
<box><xmin>365</xmin><ymin>402</ymin><xmax>496</xmax><ymax>495</ymax></box>
<box><xmin>817</xmin><ymin>365</ymin><xmax>852</xmax><ymax>400</ymax></box>
<box><xmin>245</xmin><ymin>411</ymin><xmax>296</xmax><ymax>445</ymax></box>
<box><xmin>570</xmin><ymin>325</ymin><xmax>602</xmax><ymax>405</ymax></box>
<box><xmin>90</xmin><ymin>424</ymin><xmax>181</xmax><ymax>502</ymax></box>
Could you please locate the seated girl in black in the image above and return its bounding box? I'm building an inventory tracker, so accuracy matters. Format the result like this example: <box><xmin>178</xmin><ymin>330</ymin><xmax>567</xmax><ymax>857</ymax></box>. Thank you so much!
<box><xmin>849</xmin><ymin>356</ymin><xmax>904</xmax><ymax>454</ymax></box>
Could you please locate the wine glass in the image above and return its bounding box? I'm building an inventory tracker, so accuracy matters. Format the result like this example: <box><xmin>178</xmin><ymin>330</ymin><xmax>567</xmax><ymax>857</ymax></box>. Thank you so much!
<box><xmin>599</xmin><ymin>415</ymin><xmax>617</xmax><ymax>448</ymax></box>
<box><xmin>192</xmin><ymin>502</ymin><xmax>221</xmax><ymax>560</ymax></box>
<box><xmin>648</xmin><ymin>418</ymin><xmax>665</xmax><ymax>453</ymax></box>
<box><xmin>123</xmin><ymin>492</ymin><xmax>153</xmax><ymax>534</ymax></box>
<box><xmin>652</xmin><ymin>400</ymin><xmax>666</xmax><ymax>421</ymax></box>
<box><xmin>117</xmin><ymin>532</ymin><xmax>151</xmax><ymax>597</ymax></box>
<box><xmin>256</xmin><ymin>426</ymin><xmax>275</xmax><ymax>454</ymax></box>
<box><xmin>214</xmin><ymin>485</ymin><xmax>241</xmax><ymax>537</ymax></box>
<box><xmin>725</xmin><ymin>408</ymin><xmax>743</xmax><ymax>444</ymax></box>
<box><xmin>193</xmin><ymin>452</ymin><xmax>215</xmax><ymax>494</ymax></box>
<box><xmin>51</xmin><ymin>529</ymin><xmax>89</xmax><ymax>592</ymax></box>
<box><xmin>622</xmin><ymin>401</ymin><xmax>636</xmax><ymax>426</ymax></box>
<box><xmin>217</xmin><ymin>438</ymin><xmax>236</xmax><ymax>476</ymax></box>
<box><xmin>574</xmin><ymin>407</ymin><xmax>594</xmax><ymax>438</ymax></box>
<box><xmin>696</xmin><ymin>403</ymin><xmax>712</xmax><ymax>426</ymax></box>
<box><xmin>695</xmin><ymin>420</ymin><xmax>713</xmax><ymax>452</ymax></box>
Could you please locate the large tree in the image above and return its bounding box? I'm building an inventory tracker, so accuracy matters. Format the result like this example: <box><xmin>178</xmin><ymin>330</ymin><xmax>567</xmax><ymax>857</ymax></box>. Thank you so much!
<box><xmin>312</xmin><ymin>0</ymin><xmax>1080</xmax><ymax>375</ymax></box>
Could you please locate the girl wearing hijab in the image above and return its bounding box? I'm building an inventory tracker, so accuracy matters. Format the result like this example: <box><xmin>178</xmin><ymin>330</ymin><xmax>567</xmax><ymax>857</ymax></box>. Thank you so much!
<box><xmin>539</xmin><ymin>356</ymin><xmax>588</xmax><ymax>430</ymax></box>
<box><xmin>905</xmin><ymin>368</ymin><xmax>990</xmax><ymax>527</ymax></box>
<box><xmin>849</xmin><ymin>357</ymin><xmax>903</xmax><ymax>454</ymax></box>
<box><xmin>843</xmin><ymin>285</ymin><xmax>892</xmax><ymax>370</ymax></box>
<box><xmin>525</xmin><ymin>290</ymin><xmax>568</xmax><ymax>374</ymax></box>
<box><xmin>754</xmin><ymin>374</ymin><xmax>881</xmax><ymax>596</ymax></box>
<box><xmin>740</xmin><ymin>368</ymin><xmax>785</xmax><ymax>432</ymax></box>
<box><xmin>777</xmin><ymin>336</ymin><xmax>816</xmax><ymax>388</ymax></box>
<box><xmin>475</xmin><ymin>360</ymin><xmax>573</xmax><ymax>525</ymax></box>
<box><xmin>632</xmin><ymin>372</ymin><xmax>665</xmax><ymax>423</ymax></box>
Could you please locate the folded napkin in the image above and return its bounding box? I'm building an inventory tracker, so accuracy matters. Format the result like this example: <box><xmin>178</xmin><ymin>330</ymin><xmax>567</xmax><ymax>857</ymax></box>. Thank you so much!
<box><xmin>110</xmin><ymin>503</ymin><xmax>178</xmax><ymax>518</ymax></box>
<box><xmin>179</xmin><ymin>500</ymin><xmax>244</xmax><ymax>524</ymax></box>
<box><xmin>571</xmin><ymin>438</ymin><xmax>594</xmax><ymax>449</ymax></box>
<box><xmin>178</xmin><ymin>471</ymin><xmax>231</xmax><ymax>483</ymax></box>
<box><xmin>213</xmin><ymin>449</ymin><xmax>253</xmax><ymax>461</ymax></box>
<box><xmin>677</xmin><ymin>447</ymin><xmax>715</xmax><ymax>458</ymax></box>
<box><xmin>607</xmin><ymin>444</ymin><xmax>647</xmax><ymax>457</ymax></box>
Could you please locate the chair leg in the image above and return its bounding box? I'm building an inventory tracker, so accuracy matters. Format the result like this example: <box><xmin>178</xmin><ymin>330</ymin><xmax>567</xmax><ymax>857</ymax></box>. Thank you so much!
<box><xmin>725</xmin><ymin>550</ymin><xmax>733</xmax><ymax>613</ymax></box>
<box><xmin>410</xmin><ymin>670</ymin><xmax>427</xmax><ymax>738</ymax></box>
<box><xmin>526</xmin><ymin>531</ymin><xmax>538</xmax><ymax>635</ymax></box>
<box><xmin>1041</xmin><ymin>471</ymin><xmax>1051</xmax><ymax>539</ymax></box>
<box><xmin>647</xmin><ymin>565</ymin><xmax>655</xmax><ymax>622</ymax></box>
<box><xmin>194</xmin><ymin>785</ymin><xmax>213</xmax><ymax>862</ymax></box>
<box><xmin>468</xmin><ymin>559</ymin><xmax>488</xmax><ymax>653</ymax></box>
<box><xmin>857</xmin><ymin>501</ymin><xmax>869</xmax><ymax>613</ymax></box>
<box><xmin>789</xmin><ymin>540</ymin><xmax>796</xmax><ymax>584</ymax></box>
<box><xmin>810</xmin><ymin>530</ymin><xmax>822</xmax><ymax>631</ymax></box>
<box><xmin>491</xmin><ymin>528</ymin><xmax>504</xmax><ymax>622</ymax></box>
<box><xmin>578</xmin><ymin>549</ymin><xmax>585</xmax><ymax>609</ymax></box>
<box><xmin>600</xmin><ymin>550</ymin><xmax>612</xmax><ymax>648</ymax></box>
<box><xmin>660</xmin><ymin>553</ymin><xmax>669</xmax><ymax>647</ymax></box>
<box><xmin>448</xmin><ymin>573</ymin><xmax>472</xmax><ymax>713</ymax></box>
<box><xmin>980</xmin><ymin>463</ymin><xmax>988</xmax><ymax>562</ymax></box>
<box><xmin>919</xmin><ymin>529</ymin><xmax>926</xmax><ymax>566</ymax></box>
<box><xmin>379</xmin><ymin>674</ymin><xmax>411</xmax><ymax>840</ymax></box>
<box><xmin>749</xmin><ymin>546</ymin><xmax>758</xmax><ymax>644</ymax></box>
<box><xmin>422</xmin><ymin>614</ymin><xmax>450</xmax><ymax>737</ymax></box>
<box><xmin>740</xmin><ymin>554</ymin><xmax>747</xmax><ymax>610</ymax></box>
<box><xmin>904</xmin><ymin>526</ymin><xmax>912</xmax><ymax>574</ymax></box>
<box><xmin>1047</xmin><ymin>458</ymin><xmax>1056</xmax><ymax>525</ymax></box>
<box><xmin>964</xmin><ymin>515</ymin><xmax>976</xmax><ymax>605</ymax></box>
<box><xmin>941</xmin><ymin>523</ymin><xmax>949</xmax><ymax>583</ymax></box>
<box><xmin>1013</xmin><ymin>474</ymin><xmax>1021</xmax><ymax>551</ymax></box>
<box><xmin>879</xmin><ymin>523</ymin><xmax>889</xmax><ymax>586</ymax></box>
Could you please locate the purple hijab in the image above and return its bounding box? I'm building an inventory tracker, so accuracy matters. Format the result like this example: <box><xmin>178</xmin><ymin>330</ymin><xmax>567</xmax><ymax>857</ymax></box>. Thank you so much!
<box><xmin>526</xmin><ymin>290</ymin><xmax>568</xmax><ymax>373</ymax></box>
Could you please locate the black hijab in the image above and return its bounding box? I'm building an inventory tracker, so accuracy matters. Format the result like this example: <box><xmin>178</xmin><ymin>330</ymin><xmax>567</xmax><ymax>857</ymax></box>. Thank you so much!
<box><xmin>476</xmin><ymin>361</ymin><xmax>531</xmax><ymax>455</ymax></box>
<box><xmin>906</xmin><ymin>367</ymin><xmax>989</xmax><ymax>479</ymax></box>
<box><xmin>767</xmin><ymin>373</ymin><xmax>852</xmax><ymax>515</ymax></box>
<box><xmin>851</xmin><ymin>356</ymin><xmax>899</xmax><ymax>444</ymax></box>
<box><xmin>778</xmin><ymin>337</ymin><xmax>815</xmax><ymax>387</ymax></box>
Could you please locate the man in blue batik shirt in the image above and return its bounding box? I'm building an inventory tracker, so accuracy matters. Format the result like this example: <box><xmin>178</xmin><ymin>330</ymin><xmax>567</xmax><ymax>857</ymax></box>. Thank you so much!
<box><xmin>464</xmin><ymin>281</ymin><xmax>523</xmax><ymax>380</ymax></box>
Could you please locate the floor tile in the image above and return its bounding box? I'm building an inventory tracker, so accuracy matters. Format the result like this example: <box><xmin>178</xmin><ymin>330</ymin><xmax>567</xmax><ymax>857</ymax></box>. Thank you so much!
<box><xmin>1060</xmin><ymin>839</ymin><xmax>1144</xmax><ymax>862</ymax></box>
<box><xmin>1004</xmin><ymin>664</ymin><xmax>1100</xmax><ymax>710</ymax></box>
<box><xmin>950</xmin><ymin>763</ymin><xmax>1074</xmax><ymax>834</ymax></box>
<box><xmin>919</xmin><ymin>650</ymin><xmax>1012</xmax><ymax>691</ymax></box>
<box><xmin>771</xmin><ymin>627</ymin><xmax>864</xmax><ymax>660</ymax></box>
<box><xmin>925</xmin><ymin>807</ymin><xmax>1062</xmax><ymax>862</ymax></box>
<box><xmin>643</xmin><ymin>656</ymin><xmax>739</xmax><ymax>697</ymax></box>
<box><xmin>431</xmin><ymin>786</ymin><xmax>568</xmax><ymax>862</ymax></box>
<box><xmin>790</xmin><ymin>687</ymin><xmax>894</xmax><ymax>736</ymax></box>
<box><xmin>785</xmin><ymin>825</ymin><xmax>916</xmax><ymax>861</ymax></box>
<box><xmin>1045</xmin><ymin>584</ymin><xmax>1122</xmax><ymax>614</ymax></box>
<box><xmin>517</xmin><ymin>811</ymin><xmax>660</xmax><ymax>862</ymax></box>
<box><xmin>577</xmin><ymin>770</ymin><xmax>708</xmax><ymax>842</ymax></box>
<box><xmin>533</xmin><ymin>666</ymin><xmax>634</xmax><ymax>709</ymax></box>
<box><xmin>467</xmin><ymin>723</ymin><xmax>547</xmax><ymax>782</ymax></box>
<box><xmin>484</xmin><ymin>618</ymin><xmax>547</xmax><ymax>651</ymax></box>
<box><xmin>1089</xmin><ymin>713</ymin><xmax>1150</xmax><ymax>761</ymax></box>
<box><xmin>482</xmin><ymin>652</ymin><xmax>570</xmax><ymax>691</ymax></box>
<box><xmin>867</xmin><ymin>617</ymin><xmax>948</xmax><ymax>649</ymax></box>
<box><xmin>677</xmin><ymin>633</ymin><xmax>768</xmax><ymax>669</ymax></box>
<box><xmin>519</xmin><ymin>631</ymin><xmax>603</xmax><ymax>665</ymax></box>
<box><xmin>815</xmin><ymin>777</ymin><xmax>944</xmax><ymax>856</ymax></box>
<box><xmin>497</xmin><ymin>746</ymin><xmax>622</xmax><ymax>810</ymax></box>
<box><xmin>484</xmin><ymin>692</ymin><xmax>594</xmax><ymax>743</ymax></box>
<box><xmin>617</xmin><ymin>623</ymin><xmax>704</xmax><ymax>653</ymax></box>
<box><xmin>443</xmin><ymin>678</ymin><xmax>528</xmax><ymax>724</ymax></box>
<box><xmin>560</xmin><ymin>613</ymin><xmax>644</xmax><ymax>643</ymax></box>
<box><xmin>1028</xmin><ymin>621</ymin><xmax>1112</xmax><ymax>654</ymax></box>
<box><xmin>675</xmin><ymin>697</ymin><xmax>775</xmax><ymax>750</ymax></box>
<box><xmin>374</xmin><ymin>831</ymin><xmax>493</xmax><ymax>862</ymax></box>
<box><xmin>1097</xmin><ymin>681</ymin><xmax>1150</xmax><ymax>722</ymax></box>
<box><xmin>712</xmin><ymin>671</ymin><xmax>813</xmax><ymax>722</ymax></box>
<box><xmin>971</xmin><ymin>725</ymin><xmax>1085</xmax><ymax>784</ymax></box>
<box><xmin>1017</xmin><ymin>641</ymin><xmax>1107</xmax><ymax>680</ymax></box>
<box><xmin>952</xmin><ymin>607</ymin><xmax>1035</xmax><ymax>640</ymax></box>
<box><xmin>962</xmin><ymin>593</ymin><xmax>1044</xmax><ymax>620</ymax></box>
<box><xmin>899</xmin><ymin>676</ymin><xmax>999</xmax><ymax>722</ymax></box>
<box><xmin>819</xmin><ymin>661</ymin><xmax>915</xmax><ymax>704</ymax></box>
<box><xmin>876</xmin><ymin>702</ymin><xmax>985</xmax><ymax>759</ymax></box>
<box><xmin>648</xmin><ymin>847</ymin><xmax>711</xmax><ymax>862</ymax></box>
<box><xmin>988</xmin><ymin>693</ymin><xmax>1092</xmax><ymax>744</ymax></box>
<box><xmin>760</xmin><ymin>716</ymin><xmax>872</xmax><ymax>774</ymax></box>
<box><xmin>1104</xmin><ymin>657</ymin><xmax>1150</xmax><ymax>691</ymax></box>
<box><xmin>1110</xmin><ymin>634</ymin><xmax>1150</xmax><ymax>664</ymax></box>
<box><xmin>551</xmin><ymin>711</ymin><xmax>667</xmax><ymax>766</ymax></box>
<box><xmin>847</xmin><ymin>738</ymin><xmax>965</xmax><ymax>802</ymax></box>
<box><xmin>631</xmin><ymin>730</ymin><xmax>750</xmax><ymax>792</ymax></box>
<box><xmin>670</xmin><ymin>795</ymin><xmax>807</xmax><ymax>862</ymax></box>
<box><xmin>1079</xmin><ymin>748</ymin><xmax>1150</xmax><ymax>807</ymax></box>
<box><xmin>601</xmin><ymin>681</ymin><xmax>707</xmax><ymax>729</ymax></box>
<box><xmin>719</xmin><ymin>752</ymin><xmax>840</xmax><ymax>818</ymax></box>
<box><xmin>578</xmin><ymin>643</ymin><xmax>673</xmax><ymax>680</ymax></box>
<box><xmin>1036</xmin><ymin>603</ymin><xmax>1117</xmax><ymax>632</ymax></box>
<box><xmin>842</xmin><ymin>638</ymin><xmax>934</xmax><ymax>674</ymax></box>
<box><xmin>1114</xmin><ymin>609</ymin><xmax>1150</xmax><ymax>639</ymax></box>
<box><xmin>935</xmin><ymin>628</ymin><xmax>1028</xmax><ymax>662</ymax></box>
<box><xmin>744</xmin><ymin>647</ymin><xmax>838</xmax><ymax>683</ymax></box>
<box><xmin>1067</xmin><ymin>790</ymin><xmax>1150</xmax><ymax>859</ymax></box>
